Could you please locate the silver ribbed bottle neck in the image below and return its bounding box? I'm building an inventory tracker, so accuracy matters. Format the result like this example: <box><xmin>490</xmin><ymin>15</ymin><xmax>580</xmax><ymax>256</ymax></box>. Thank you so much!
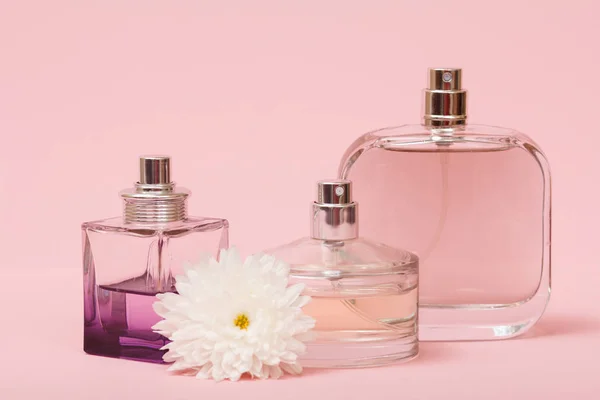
<box><xmin>120</xmin><ymin>155</ymin><xmax>190</xmax><ymax>224</ymax></box>
<box><xmin>311</xmin><ymin>180</ymin><xmax>358</xmax><ymax>241</ymax></box>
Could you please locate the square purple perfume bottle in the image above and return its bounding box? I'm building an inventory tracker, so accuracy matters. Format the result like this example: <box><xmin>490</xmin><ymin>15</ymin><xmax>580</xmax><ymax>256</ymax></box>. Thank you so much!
<box><xmin>82</xmin><ymin>156</ymin><xmax>228</xmax><ymax>363</ymax></box>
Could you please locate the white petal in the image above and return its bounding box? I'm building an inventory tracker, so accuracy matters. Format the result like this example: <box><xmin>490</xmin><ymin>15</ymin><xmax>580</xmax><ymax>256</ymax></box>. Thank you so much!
<box><xmin>172</xmin><ymin>325</ymin><xmax>217</xmax><ymax>341</ymax></box>
<box><xmin>265</xmin><ymin>355</ymin><xmax>280</xmax><ymax>365</ymax></box>
<box><xmin>191</xmin><ymin>349</ymin><xmax>212</xmax><ymax>365</ymax></box>
<box><xmin>279</xmin><ymin>351</ymin><xmax>298</xmax><ymax>363</ymax></box>
<box><xmin>221</xmin><ymin>351</ymin><xmax>237</xmax><ymax>370</ymax></box>
<box><xmin>278</xmin><ymin>284</ymin><xmax>305</xmax><ymax>308</ymax></box>
<box><xmin>211</xmin><ymin>365</ymin><xmax>226</xmax><ymax>382</ymax></box>
<box><xmin>283</xmin><ymin>338</ymin><xmax>307</xmax><ymax>354</ymax></box>
<box><xmin>181</xmin><ymin>368</ymin><xmax>199</xmax><ymax>376</ymax></box>
<box><xmin>271</xmin><ymin>259</ymin><xmax>290</xmax><ymax>277</ymax></box>
<box><xmin>151</xmin><ymin>320</ymin><xmax>178</xmax><ymax>337</ymax></box>
<box><xmin>152</xmin><ymin>303</ymin><xmax>169</xmax><ymax>318</ymax></box>
<box><xmin>292</xmin><ymin>295</ymin><xmax>312</xmax><ymax>308</ymax></box>
<box><xmin>174</xmin><ymin>281</ymin><xmax>193</xmax><ymax>298</ymax></box>
<box><xmin>294</xmin><ymin>315</ymin><xmax>317</xmax><ymax>332</ymax></box>
<box><xmin>195</xmin><ymin>363</ymin><xmax>213</xmax><ymax>380</ymax></box>
<box><xmin>168</xmin><ymin>360</ymin><xmax>195</xmax><ymax>372</ymax></box>
<box><xmin>250</xmin><ymin>355</ymin><xmax>263</xmax><ymax>376</ymax></box>
<box><xmin>269</xmin><ymin>365</ymin><xmax>283</xmax><ymax>379</ymax></box>
<box><xmin>260</xmin><ymin>364</ymin><xmax>271</xmax><ymax>379</ymax></box>
<box><xmin>222</xmin><ymin>247</ymin><xmax>242</xmax><ymax>268</ymax></box>
<box><xmin>163</xmin><ymin>351</ymin><xmax>180</xmax><ymax>363</ymax></box>
<box><xmin>228</xmin><ymin>371</ymin><xmax>243</xmax><ymax>382</ymax></box>
<box><xmin>281</xmin><ymin>362</ymin><xmax>303</xmax><ymax>375</ymax></box>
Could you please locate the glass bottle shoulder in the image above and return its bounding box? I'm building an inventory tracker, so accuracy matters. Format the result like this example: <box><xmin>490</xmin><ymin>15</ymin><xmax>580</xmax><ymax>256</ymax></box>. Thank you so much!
<box><xmin>339</xmin><ymin>123</ymin><xmax>549</xmax><ymax>177</ymax></box>
<box><xmin>82</xmin><ymin>215</ymin><xmax>228</xmax><ymax>238</ymax></box>
<box><xmin>265</xmin><ymin>236</ymin><xmax>418</xmax><ymax>278</ymax></box>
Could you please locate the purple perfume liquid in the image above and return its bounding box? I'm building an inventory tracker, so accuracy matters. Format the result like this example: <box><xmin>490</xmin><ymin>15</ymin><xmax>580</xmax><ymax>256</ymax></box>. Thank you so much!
<box><xmin>85</xmin><ymin>281</ymin><xmax>170</xmax><ymax>363</ymax></box>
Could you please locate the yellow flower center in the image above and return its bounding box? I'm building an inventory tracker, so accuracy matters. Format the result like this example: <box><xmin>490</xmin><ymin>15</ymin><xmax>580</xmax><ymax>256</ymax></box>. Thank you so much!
<box><xmin>233</xmin><ymin>313</ymin><xmax>250</xmax><ymax>330</ymax></box>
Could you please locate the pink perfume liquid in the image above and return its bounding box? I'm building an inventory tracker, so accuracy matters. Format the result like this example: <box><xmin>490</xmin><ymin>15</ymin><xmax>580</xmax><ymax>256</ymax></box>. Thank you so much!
<box><xmin>304</xmin><ymin>287</ymin><xmax>418</xmax><ymax>333</ymax></box>
<box><xmin>342</xmin><ymin>137</ymin><xmax>550</xmax><ymax>340</ymax></box>
<box><xmin>296</xmin><ymin>268</ymin><xmax>418</xmax><ymax>367</ymax></box>
<box><xmin>349</xmin><ymin>145</ymin><xmax>544</xmax><ymax>304</ymax></box>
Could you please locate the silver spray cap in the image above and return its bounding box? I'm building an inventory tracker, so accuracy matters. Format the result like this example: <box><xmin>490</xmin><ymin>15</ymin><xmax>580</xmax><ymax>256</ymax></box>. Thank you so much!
<box><xmin>120</xmin><ymin>155</ymin><xmax>190</xmax><ymax>223</ymax></box>
<box><xmin>311</xmin><ymin>180</ymin><xmax>358</xmax><ymax>241</ymax></box>
<box><xmin>423</xmin><ymin>67</ymin><xmax>468</xmax><ymax>127</ymax></box>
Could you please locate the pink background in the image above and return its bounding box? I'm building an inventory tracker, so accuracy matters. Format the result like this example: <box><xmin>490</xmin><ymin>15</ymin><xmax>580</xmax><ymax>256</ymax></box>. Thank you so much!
<box><xmin>1</xmin><ymin>1</ymin><xmax>599</xmax><ymax>399</ymax></box>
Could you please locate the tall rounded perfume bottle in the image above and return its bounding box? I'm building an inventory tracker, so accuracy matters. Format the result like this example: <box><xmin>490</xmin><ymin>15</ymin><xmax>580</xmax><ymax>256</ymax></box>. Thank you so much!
<box><xmin>265</xmin><ymin>180</ymin><xmax>419</xmax><ymax>368</ymax></box>
<box><xmin>338</xmin><ymin>68</ymin><xmax>551</xmax><ymax>341</ymax></box>
<box><xmin>82</xmin><ymin>156</ymin><xmax>229</xmax><ymax>362</ymax></box>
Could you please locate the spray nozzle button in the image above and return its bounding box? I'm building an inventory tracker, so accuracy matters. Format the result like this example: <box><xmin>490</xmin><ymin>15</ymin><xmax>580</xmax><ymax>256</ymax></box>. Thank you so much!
<box><xmin>428</xmin><ymin>68</ymin><xmax>462</xmax><ymax>90</ymax></box>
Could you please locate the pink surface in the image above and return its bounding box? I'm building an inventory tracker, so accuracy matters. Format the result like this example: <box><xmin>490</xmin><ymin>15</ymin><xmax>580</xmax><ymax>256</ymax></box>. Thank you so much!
<box><xmin>3</xmin><ymin>267</ymin><xmax>600</xmax><ymax>399</ymax></box>
<box><xmin>1</xmin><ymin>1</ymin><xmax>599</xmax><ymax>398</ymax></box>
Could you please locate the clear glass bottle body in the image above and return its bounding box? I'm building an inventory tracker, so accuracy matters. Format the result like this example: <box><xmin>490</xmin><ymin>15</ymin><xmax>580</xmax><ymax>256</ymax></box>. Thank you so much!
<box><xmin>82</xmin><ymin>216</ymin><xmax>228</xmax><ymax>363</ymax></box>
<box><xmin>338</xmin><ymin>124</ymin><xmax>551</xmax><ymax>341</ymax></box>
<box><xmin>266</xmin><ymin>236</ymin><xmax>418</xmax><ymax>368</ymax></box>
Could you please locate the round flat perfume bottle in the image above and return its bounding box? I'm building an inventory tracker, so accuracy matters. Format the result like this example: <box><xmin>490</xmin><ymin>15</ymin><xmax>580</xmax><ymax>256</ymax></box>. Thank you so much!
<box><xmin>265</xmin><ymin>180</ymin><xmax>419</xmax><ymax>368</ymax></box>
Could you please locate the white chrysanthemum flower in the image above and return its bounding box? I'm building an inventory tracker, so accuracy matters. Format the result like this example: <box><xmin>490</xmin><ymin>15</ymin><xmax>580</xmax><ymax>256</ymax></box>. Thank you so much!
<box><xmin>152</xmin><ymin>247</ymin><xmax>315</xmax><ymax>382</ymax></box>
